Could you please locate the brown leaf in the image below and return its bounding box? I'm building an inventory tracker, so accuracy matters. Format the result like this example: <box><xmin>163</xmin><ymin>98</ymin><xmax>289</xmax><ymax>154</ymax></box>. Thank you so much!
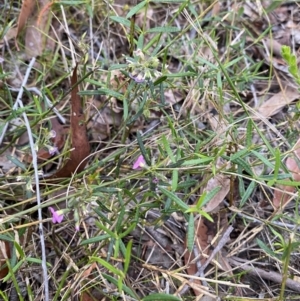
<box><xmin>25</xmin><ymin>0</ymin><xmax>54</xmax><ymax>57</ymax></box>
<box><xmin>273</xmin><ymin>138</ymin><xmax>300</xmax><ymax>208</ymax></box>
<box><xmin>52</xmin><ymin>65</ymin><xmax>90</xmax><ymax>178</ymax></box>
<box><xmin>0</xmin><ymin>241</ymin><xmax>10</xmax><ymax>279</ymax></box>
<box><xmin>257</xmin><ymin>86</ymin><xmax>300</xmax><ymax>118</ymax></box>
<box><xmin>203</xmin><ymin>174</ymin><xmax>230</xmax><ymax>213</ymax></box>
<box><xmin>16</xmin><ymin>0</ymin><xmax>36</xmax><ymax>49</ymax></box>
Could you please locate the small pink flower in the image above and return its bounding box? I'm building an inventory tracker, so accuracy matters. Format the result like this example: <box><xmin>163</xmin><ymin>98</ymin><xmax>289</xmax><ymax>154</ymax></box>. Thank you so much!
<box><xmin>49</xmin><ymin>207</ymin><xmax>64</xmax><ymax>224</ymax></box>
<box><xmin>133</xmin><ymin>155</ymin><xmax>146</xmax><ymax>170</ymax></box>
<box><xmin>48</xmin><ymin>130</ymin><xmax>56</xmax><ymax>138</ymax></box>
<box><xmin>75</xmin><ymin>223</ymin><xmax>80</xmax><ymax>231</ymax></box>
<box><xmin>48</xmin><ymin>146</ymin><xmax>58</xmax><ymax>156</ymax></box>
<box><xmin>129</xmin><ymin>73</ymin><xmax>145</xmax><ymax>83</ymax></box>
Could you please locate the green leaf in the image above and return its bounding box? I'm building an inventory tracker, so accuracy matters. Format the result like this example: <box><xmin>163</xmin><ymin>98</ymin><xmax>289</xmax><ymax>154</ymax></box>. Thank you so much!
<box><xmin>182</xmin><ymin>157</ymin><xmax>213</xmax><ymax>166</ymax></box>
<box><xmin>187</xmin><ymin>213</ymin><xmax>194</xmax><ymax>252</ymax></box>
<box><xmin>159</xmin><ymin>186</ymin><xmax>189</xmax><ymax>210</ymax></box>
<box><xmin>137</xmin><ymin>131</ymin><xmax>150</xmax><ymax>165</ymax></box>
<box><xmin>171</xmin><ymin>169</ymin><xmax>178</xmax><ymax>191</ymax></box>
<box><xmin>6</xmin><ymin>155</ymin><xmax>26</xmax><ymax>170</ymax></box>
<box><xmin>89</xmin><ymin>256</ymin><xmax>124</xmax><ymax>277</ymax></box>
<box><xmin>230</xmin><ymin>148</ymin><xmax>248</xmax><ymax>161</ymax></box>
<box><xmin>256</xmin><ymin>238</ymin><xmax>280</xmax><ymax>259</ymax></box>
<box><xmin>110</xmin><ymin>16</ymin><xmax>141</xmax><ymax>32</ymax></box>
<box><xmin>124</xmin><ymin>240</ymin><xmax>132</xmax><ymax>274</ymax></box>
<box><xmin>161</xmin><ymin>134</ymin><xmax>175</xmax><ymax>162</ymax></box>
<box><xmin>126</xmin><ymin>0</ymin><xmax>147</xmax><ymax>19</ymax></box>
<box><xmin>80</xmin><ymin>234</ymin><xmax>111</xmax><ymax>245</ymax></box>
<box><xmin>153</xmin><ymin>76</ymin><xmax>167</xmax><ymax>85</ymax></box>
<box><xmin>251</xmin><ymin>150</ymin><xmax>274</xmax><ymax>169</ymax></box>
<box><xmin>147</xmin><ymin>26</ymin><xmax>180</xmax><ymax>33</ymax></box>
<box><xmin>200</xmin><ymin>186</ymin><xmax>221</xmax><ymax>207</ymax></box>
<box><xmin>143</xmin><ymin>293</ymin><xmax>182</xmax><ymax>301</ymax></box>
<box><xmin>246</xmin><ymin>119</ymin><xmax>252</xmax><ymax>148</ymax></box>
<box><xmin>102</xmin><ymin>273</ymin><xmax>138</xmax><ymax>298</ymax></box>
<box><xmin>240</xmin><ymin>181</ymin><xmax>256</xmax><ymax>206</ymax></box>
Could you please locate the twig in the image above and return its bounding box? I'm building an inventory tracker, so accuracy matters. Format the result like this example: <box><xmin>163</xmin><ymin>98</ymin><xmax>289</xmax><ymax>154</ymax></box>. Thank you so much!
<box><xmin>5</xmin><ymin>58</ymin><xmax>49</xmax><ymax>301</ymax></box>
<box><xmin>179</xmin><ymin>226</ymin><xmax>233</xmax><ymax>295</ymax></box>
<box><xmin>198</xmin><ymin>225</ymin><xmax>233</xmax><ymax>275</ymax></box>
<box><xmin>228</xmin><ymin>257</ymin><xmax>300</xmax><ymax>293</ymax></box>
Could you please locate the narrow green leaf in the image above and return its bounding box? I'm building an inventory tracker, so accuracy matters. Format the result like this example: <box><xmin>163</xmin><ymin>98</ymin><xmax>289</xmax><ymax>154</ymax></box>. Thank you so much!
<box><xmin>7</xmin><ymin>155</ymin><xmax>26</xmax><ymax>170</ymax></box>
<box><xmin>124</xmin><ymin>240</ymin><xmax>133</xmax><ymax>273</ymax></box>
<box><xmin>95</xmin><ymin>221</ymin><xmax>115</xmax><ymax>237</ymax></box>
<box><xmin>159</xmin><ymin>186</ymin><xmax>189</xmax><ymax>210</ymax></box>
<box><xmin>268</xmin><ymin>148</ymin><xmax>281</xmax><ymax>186</ymax></box>
<box><xmin>123</xmin><ymin>98</ymin><xmax>128</xmax><ymax>120</ymax></box>
<box><xmin>110</xmin><ymin>16</ymin><xmax>141</xmax><ymax>32</ymax></box>
<box><xmin>161</xmin><ymin>134</ymin><xmax>175</xmax><ymax>162</ymax></box>
<box><xmin>274</xmin><ymin>180</ymin><xmax>300</xmax><ymax>186</ymax></box>
<box><xmin>274</xmin><ymin>148</ymin><xmax>281</xmax><ymax>179</ymax></box>
<box><xmin>182</xmin><ymin>157</ymin><xmax>213</xmax><ymax>166</ymax></box>
<box><xmin>201</xmin><ymin>186</ymin><xmax>221</xmax><ymax>207</ymax></box>
<box><xmin>147</xmin><ymin>26</ymin><xmax>180</xmax><ymax>33</ymax></box>
<box><xmin>126</xmin><ymin>0</ymin><xmax>147</xmax><ymax>19</ymax></box>
<box><xmin>136</xmin><ymin>131</ymin><xmax>150</xmax><ymax>165</ymax></box>
<box><xmin>97</xmin><ymin>88</ymin><xmax>124</xmax><ymax>99</ymax></box>
<box><xmin>80</xmin><ymin>234</ymin><xmax>111</xmax><ymax>245</ymax></box>
<box><xmin>187</xmin><ymin>213</ymin><xmax>194</xmax><ymax>252</ymax></box>
<box><xmin>230</xmin><ymin>148</ymin><xmax>248</xmax><ymax>161</ymax></box>
<box><xmin>153</xmin><ymin>76</ymin><xmax>167</xmax><ymax>85</ymax></box>
<box><xmin>89</xmin><ymin>256</ymin><xmax>124</xmax><ymax>277</ymax></box>
<box><xmin>109</xmin><ymin>64</ymin><xmax>128</xmax><ymax>70</ymax></box>
<box><xmin>256</xmin><ymin>238</ymin><xmax>279</xmax><ymax>259</ymax></box>
<box><xmin>102</xmin><ymin>273</ymin><xmax>138</xmax><ymax>298</ymax></box>
<box><xmin>240</xmin><ymin>181</ymin><xmax>256</xmax><ymax>206</ymax></box>
<box><xmin>238</xmin><ymin>176</ymin><xmax>245</xmax><ymax>200</ymax></box>
<box><xmin>198</xmin><ymin>210</ymin><xmax>213</xmax><ymax>222</ymax></box>
<box><xmin>120</xmin><ymin>222</ymin><xmax>137</xmax><ymax>239</ymax></box>
<box><xmin>251</xmin><ymin>150</ymin><xmax>274</xmax><ymax>169</ymax></box>
<box><xmin>246</xmin><ymin>119</ymin><xmax>252</xmax><ymax>148</ymax></box>
<box><xmin>13</xmin><ymin>242</ymin><xmax>24</xmax><ymax>259</ymax></box>
<box><xmin>171</xmin><ymin>169</ymin><xmax>178</xmax><ymax>191</ymax></box>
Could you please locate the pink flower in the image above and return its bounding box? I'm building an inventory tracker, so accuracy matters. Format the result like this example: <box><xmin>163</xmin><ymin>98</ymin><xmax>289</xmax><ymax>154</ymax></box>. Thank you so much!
<box><xmin>133</xmin><ymin>155</ymin><xmax>146</xmax><ymax>170</ymax></box>
<box><xmin>129</xmin><ymin>73</ymin><xmax>145</xmax><ymax>83</ymax></box>
<box><xmin>49</xmin><ymin>207</ymin><xmax>64</xmax><ymax>224</ymax></box>
<box><xmin>48</xmin><ymin>146</ymin><xmax>58</xmax><ymax>156</ymax></box>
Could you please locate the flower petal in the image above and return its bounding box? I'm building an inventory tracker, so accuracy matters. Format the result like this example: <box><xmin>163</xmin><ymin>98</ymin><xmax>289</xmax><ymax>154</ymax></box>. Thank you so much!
<box><xmin>49</xmin><ymin>207</ymin><xmax>64</xmax><ymax>224</ymax></box>
<box><xmin>133</xmin><ymin>155</ymin><xmax>146</xmax><ymax>170</ymax></box>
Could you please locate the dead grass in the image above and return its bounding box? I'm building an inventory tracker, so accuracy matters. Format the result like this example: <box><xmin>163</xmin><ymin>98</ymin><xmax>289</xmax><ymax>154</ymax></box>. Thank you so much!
<box><xmin>1</xmin><ymin>0</ymin><xmax>300</xmax><ymax>300</ymax></box>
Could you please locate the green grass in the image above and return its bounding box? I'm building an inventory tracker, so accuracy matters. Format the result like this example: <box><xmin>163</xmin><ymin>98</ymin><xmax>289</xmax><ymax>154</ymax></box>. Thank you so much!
<box><xmin>1</xmin><ymin>0</ymin><xmax>300</xmax><ymax>300</ymax></box>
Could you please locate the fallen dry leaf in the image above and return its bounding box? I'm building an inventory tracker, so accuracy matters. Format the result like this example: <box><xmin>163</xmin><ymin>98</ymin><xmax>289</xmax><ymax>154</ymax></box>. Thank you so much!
<box><xmin>16</xmin><ymin>0</ymin><xmax>36</xmax><ymax>49</ymax></box>
<box><xmin>52</xmin><ymin>64</ymin><xmax>90</xmax><ymax>178</ymax></box>
<box><xmin>257</xmin><ymin>86</ymin><xmax>300</xmax><ymax>118</ymax></box>
<box><xmin>0</xmin><ymin>241</ymin><xmax>10</xmax><ymax>279</ymax></box>
<box><xmin>203</xmin><ymin>174</ymin><xmax>230</xmax><ymax>213</ymax></box>
<box><xmin>25</xmin><ymin>0</ymin><xmax>55</xmax><ymax>57</ymax></box>
<box><xmin>273</xmin><ymin>138</ymin><xmax>300</xmax><ymax>208</ymax></box>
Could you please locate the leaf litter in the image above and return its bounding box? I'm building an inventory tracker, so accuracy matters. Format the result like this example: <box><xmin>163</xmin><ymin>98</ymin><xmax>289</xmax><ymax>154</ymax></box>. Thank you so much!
<box><xmin>2</xmin><ymin>0</ymin><xmax>300</xmax><ymax>300</ymax></box>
